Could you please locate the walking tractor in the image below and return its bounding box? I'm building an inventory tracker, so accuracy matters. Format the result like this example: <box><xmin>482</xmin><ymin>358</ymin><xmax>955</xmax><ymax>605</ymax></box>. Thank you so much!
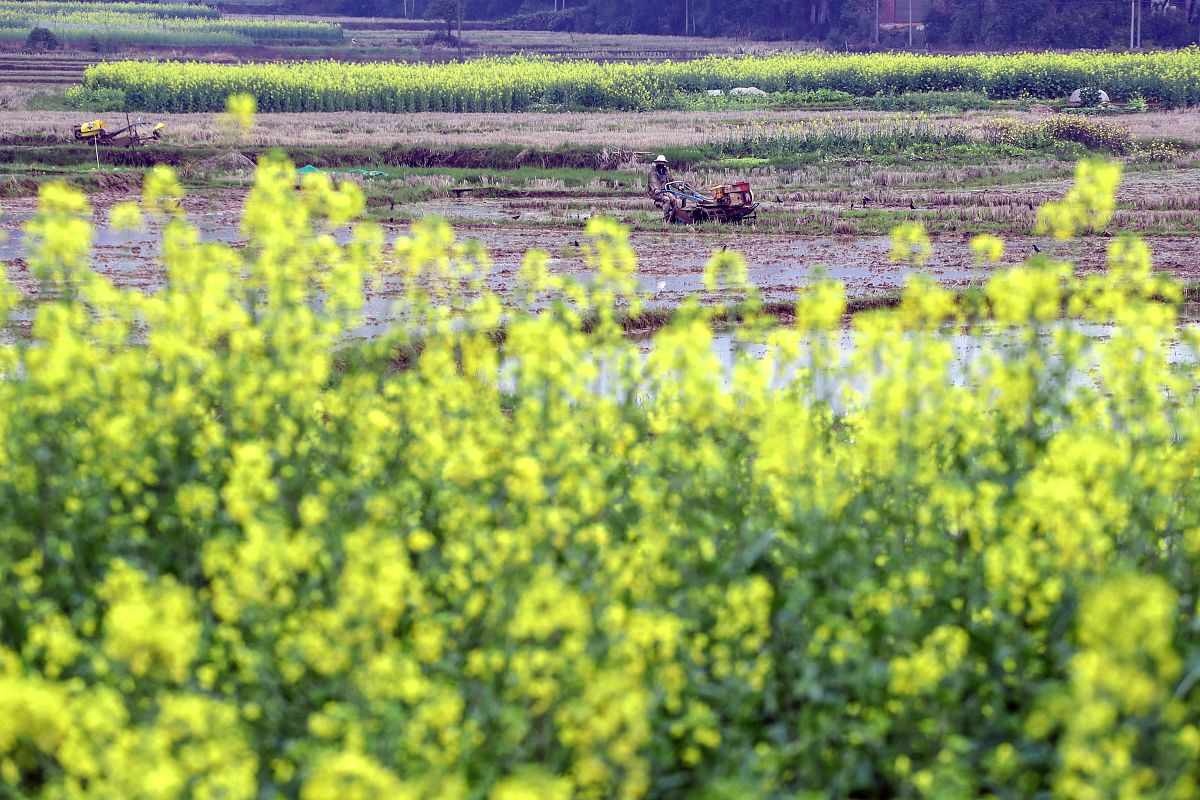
<box><xmin>73</xmin><ymin>117</ymin><xmax>166</xmax><ymax>147</ymax></box>
<box><xmin>664</xmin><ymin>179</ymin><xmax>758</xmax><ymax>224</ymax></box>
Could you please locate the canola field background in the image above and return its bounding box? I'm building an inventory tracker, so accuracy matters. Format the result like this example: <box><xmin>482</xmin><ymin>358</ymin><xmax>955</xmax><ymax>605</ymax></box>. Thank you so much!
<box><xmin>1</xmin><ymin>156</ymin><xmax>1199</xmax><ymax>799</ymax></box>
<box><xmin>0</xmin><ymin>0</ymin><xmax>341</xmax><ymax>47</ymax></box>
<box><xmin>83</xmin><ymin>48</ymin><xmax>1200</xmax><ymax>112</ymax></box>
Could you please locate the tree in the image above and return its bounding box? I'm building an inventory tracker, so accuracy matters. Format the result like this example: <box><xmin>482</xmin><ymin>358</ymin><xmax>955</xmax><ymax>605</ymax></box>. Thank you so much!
<box><xmin>925</xmin><ymin>0</ymin><xmax>1132</xmax><ymax>48</ymax></box>
<box><xmin>296</xmin><ymin>0</ymin><xmax>1200</xmax><ymax>46</ymax></box>
<box><xmin>26</xmin><ymin>27</ymin><xmax>60</xmax><ymax>51</ymax></box>
<box><xmin>425</xmin><ymin>0</ymin><xmax>463</xmax><ymax>40</ymax></box>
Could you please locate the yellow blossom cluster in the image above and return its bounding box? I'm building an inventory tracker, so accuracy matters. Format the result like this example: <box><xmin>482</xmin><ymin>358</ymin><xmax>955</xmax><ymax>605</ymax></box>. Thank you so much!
<box><xmin>0</xmin><ymin>154</ymin><xmax>1199</xmax><ymax>799</ymax></box>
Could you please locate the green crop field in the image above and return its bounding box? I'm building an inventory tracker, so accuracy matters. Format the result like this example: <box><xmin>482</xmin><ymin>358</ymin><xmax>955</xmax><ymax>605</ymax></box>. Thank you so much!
<box><xmin>0</xmin><ymin>1</ymin><xmax>341</xmax><ymax>48</ymax></box>
<box><xmin>0</xmin><ymin>0</ymin><xmax>222</xmax><ymax>19</ymax></box>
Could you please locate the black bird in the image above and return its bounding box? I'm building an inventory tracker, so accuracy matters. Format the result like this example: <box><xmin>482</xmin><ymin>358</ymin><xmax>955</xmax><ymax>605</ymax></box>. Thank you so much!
<box><xmin>572</xmin><ymin>240</ymin><xmax>580</xmax><ymax>248</ymax></box>
<box><xmin>774</xmin><ymin>195</ymin><xmax>783</xmax><ymax>203</ymax></box>
<box><xmin>908</xmin><ymin>200</ymin><xmax>916</xmax><ymax>210</ymax></box>
<box><xmin>720</xmin><ymin>244</ymin><xmax>727</xmax><ymax>252</ymax></box>
<box><xmin>862</xmin><ymin>196</ymin><xmax>871</xmax><ymax>205</ymax></box>
<box><xmin>1032</xmin><ymin>244</ymin><xmax>1041</xmax><ymax>253</ymax></box>
<box><xmin>850</xmin><ymin>201</ymin><xmax>856</xmax><ymax>209</ymax></box>
<box><xmin>388</xmin><ymin>199</ymin><xmax>395</xmax><ymax>210</ymax></box>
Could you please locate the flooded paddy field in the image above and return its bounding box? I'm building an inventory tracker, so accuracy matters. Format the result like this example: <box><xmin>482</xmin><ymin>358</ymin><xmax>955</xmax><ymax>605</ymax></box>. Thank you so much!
<box><xmin>4</xmin><ymin>181</ymin><xmax>1200</xmax><ymax>319</ymax></box>
<box><xmin>4</xmin><ymin>106</ymin><xmax>1200</xmax><ymax>336</ymax></box>
<box><xmin>2</xmin><ymin>205</ymin><xmax>1194</xmax><ymax>297</ymax></box>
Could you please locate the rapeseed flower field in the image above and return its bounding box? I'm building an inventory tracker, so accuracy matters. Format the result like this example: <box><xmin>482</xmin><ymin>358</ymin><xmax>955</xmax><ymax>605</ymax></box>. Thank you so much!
<box><xmin>1</xmin><ymin>154</ymin><xmax>1199</xmax><ymax>799</ymax></box>
<box><xmin>0</xmin><ymin>1</ymin><xmax>220</xmax><ymax>19</ymax></box>
<box><xmin>0</xmin><ymin>1</ymin><xmax>340</xmax><ymax>47</ymax></box>
<box><xmin>84</xmin><ymin>48</ymin><xmax>1200</xmax><ymax>112</ymax></box>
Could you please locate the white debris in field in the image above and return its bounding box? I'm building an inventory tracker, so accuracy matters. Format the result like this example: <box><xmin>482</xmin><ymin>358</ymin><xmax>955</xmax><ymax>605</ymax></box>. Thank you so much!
<box><xmin>1069</xmin><ymin>88</ymin><xmax>1110</xmax><ymax>105</ymax></box>
<box><xmin>730</xmin><ymin>87</ymin><xmax>769</xmax><ymax>96</ymax></box>
<box><xmin>706</xmin><ymin>89</ymin><xmax>724</xmax><ymax>96</ymax></box>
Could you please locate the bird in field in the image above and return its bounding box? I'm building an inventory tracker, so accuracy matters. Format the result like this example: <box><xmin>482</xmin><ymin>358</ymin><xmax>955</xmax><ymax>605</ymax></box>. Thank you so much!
<box><xmin>862</xmin><ymin>196</ymin><xmax>871</xmax><ymax>205</ymax></box>
<box><xmin>1032</xmin><ymin>244</ymin><xmax>1041</xmax><ymax>253</ymax></box>
<box><xmin>850</xmin><ymin>201</ymin><xmax>855</xmax><ymax>209</ymax></box>
<box><xmin>774</xmin><ymin>195</ymin><xmax>782</xmax><ymax>203</ymax></box>
<box><xmin>572</xmin><ymin>240</ymin><xmax>580</xmax><ymax>247</ymax></box>
<box><xmin>908</xmin><ymin>200</ymin><xmax>916</xmax><ymax>210</ymax></box>
<box><xmin>720</xmin><ymin>244</ymin><xmax>727</xmax><ymax>252</ymax></box>
<box><xmin>509</xmin><ymin>213</ymin><xmax>521</xmax><ymax>220</ymax></box>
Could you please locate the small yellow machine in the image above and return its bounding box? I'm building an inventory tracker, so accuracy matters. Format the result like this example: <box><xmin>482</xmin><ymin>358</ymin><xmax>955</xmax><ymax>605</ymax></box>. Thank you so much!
<box><xmin>75</xmin><ymin>119</ymin><xmax>107</xmax><ymax>139</ymax></box>
<box><xmin>73</xmin><ymin>117</ymin><xmax>165</xmax><ymax>147</ymax></box>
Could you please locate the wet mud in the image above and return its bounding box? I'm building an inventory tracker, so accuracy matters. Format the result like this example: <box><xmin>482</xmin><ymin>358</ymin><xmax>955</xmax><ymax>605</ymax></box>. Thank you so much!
<box><xmin>5</xmin><ymin>186</ymin><xmax>1200</xmax><ymax>320</ymax></box>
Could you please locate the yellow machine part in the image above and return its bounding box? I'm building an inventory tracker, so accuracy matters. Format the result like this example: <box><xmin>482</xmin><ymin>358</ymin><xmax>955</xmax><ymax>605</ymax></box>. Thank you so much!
<box><xmin>711</xmin><ymin>185</ymin><xmax>726</xmax><ymax>199</ymax></box>
<box><xmin>77</xmin><ymin>120</ymin><xmax>107</xmax><ymax>137</ymax></box>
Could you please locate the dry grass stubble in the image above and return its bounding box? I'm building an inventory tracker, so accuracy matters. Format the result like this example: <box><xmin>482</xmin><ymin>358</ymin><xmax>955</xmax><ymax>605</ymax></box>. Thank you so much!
<box><xmin>12</xmin><ymin>108</ymin><xmax>1194</xmax><ymax>149</ymax></box>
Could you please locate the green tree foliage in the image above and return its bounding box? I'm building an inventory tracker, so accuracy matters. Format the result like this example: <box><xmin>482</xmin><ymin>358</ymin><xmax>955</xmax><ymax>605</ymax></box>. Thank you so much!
<box><xmin>25</xmin><ymin>25</ymin><xmax>58</xmax><ymax>49</ymax></box>
<box><xmin>297</xmin><ymin>0</ymin><xmax>878</xmax><ymax>42</ymax></box>
<box><xmin>424</xmin><ymin>0</ymin><xmax>462</xmax><ymax>39</ymax></box>
<box><xmin>925</xmin><ymin>0</ymin><xmax>1197</xmax><ymax>48</ymax></box>
<box><xmin>303</xmin><ymin>0</ymin><xmax>1198</xmax><ymax>46</ymax></box>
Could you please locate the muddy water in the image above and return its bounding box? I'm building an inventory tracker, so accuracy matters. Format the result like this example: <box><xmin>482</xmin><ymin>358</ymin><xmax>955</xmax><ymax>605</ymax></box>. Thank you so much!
<box><xmin>6</xmin><ymin>191</ymin><xmax>1200</xmax><ymax>318</ymax></box>
<box><xmin>415</xmin><ymin>198</ymin><xmax>595</xmax><ymax>224</ymax></box>
<box><xmin>581</xmin><ymin>324</ymin><xmax>1198</xmax><ymax>408</ymax></box>
<box><xmin>5</xmin><ymin>200</ymin><xmax>1198</xmax><ymax>396</ymax></box>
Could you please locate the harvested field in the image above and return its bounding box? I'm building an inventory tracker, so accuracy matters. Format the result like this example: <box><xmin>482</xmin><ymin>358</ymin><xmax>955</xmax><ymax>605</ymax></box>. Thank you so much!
<box><xmin>340</xmin><ymin>24</ymin><xmax>817</xmax><ymax>60</ymax></box>
<box><xmin>8</xmin><ymin>108</ymin><xmax>1200</xmax><ymax>149</ymax></box>
<box><xmin>0</xmin><ymin>108</ymin><xmax>979</xmax><ymax>148</ymax></box>
<box><xmin>0</xmin><ymin>54</ymin><xmax>111</xmax><ymax>87</ymax></box>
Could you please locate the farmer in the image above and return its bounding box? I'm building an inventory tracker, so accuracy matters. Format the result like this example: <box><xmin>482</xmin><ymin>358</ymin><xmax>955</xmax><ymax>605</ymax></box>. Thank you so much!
<box><xmin>647</xmin><ymin>154</ymin><xmax>676</xmax><ymax>222</ymax></box>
